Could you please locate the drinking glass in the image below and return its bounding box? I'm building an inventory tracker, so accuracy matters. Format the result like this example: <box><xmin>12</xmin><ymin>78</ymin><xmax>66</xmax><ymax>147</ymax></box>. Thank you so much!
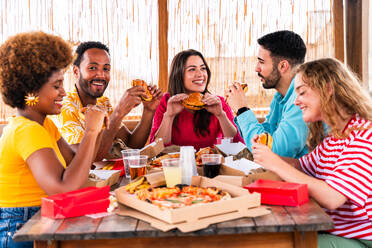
<box><xmin>126</xmin><ymin>155</ymin><xmax>148</xmax><ymax>181</ymax></box>
<box><xmin>216</xmin><ymin>137</ymin><xmax>233</xmax><ymax>145</ymax></box>
<box><xmin>162</xmin><ymin>158</ymin><xmax>182</xmax><ymax>187</ymax></box>
<box><xmin>201</xmin><ymin>154</ymin><xmax>222</xmax><ymax>178</ymax></box>
<box><xmin>121</xmin><ymin>149</ymin><xmax>141</xmax><ymax>178</ymax></box>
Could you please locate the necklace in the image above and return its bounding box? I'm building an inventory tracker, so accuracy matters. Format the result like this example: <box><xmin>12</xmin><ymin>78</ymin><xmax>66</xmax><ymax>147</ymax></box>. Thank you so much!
<box><xmin>75</xmin><ymin>84</ymin><xmax>86</xmax><ymax>107</ymax></box>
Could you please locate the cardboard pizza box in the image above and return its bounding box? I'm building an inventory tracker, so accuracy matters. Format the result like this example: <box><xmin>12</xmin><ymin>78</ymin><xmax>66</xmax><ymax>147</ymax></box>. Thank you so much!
<box><xmin>116</xmin><ymin>203</ymin><xmax>270</xmax><ymax>233</ymax></box>
<box><xmin>213</xmin><ymin>175</ymin><xmax>250</xmax><ymax>187</ymax></box>
<box><xmin>220</xmin><ymin>164</ymin><xmax>282</xmax><ymax>185</ymax></box>
<box><xmin>197</xmin><ymin>163</ymin><xmax>282</xmax><ymax>186</ymax></box>
<box><xmin>83</xmin><ymin>170</ymin><xmax>121</xmax><ymax>188</ymax></box>
<box><xmin>161</xmin><ymin>145</ymin><xmax>180</xmax><ymax>154</ymax></box>
<box><xmin>140</xmin><ymin>138</ymin><xmax>164</xmax><ymax>159</ymax></box>
<box><xmin>144</xmin><ymin>171</ymin><xmax>165</xmax><ymax>187</ymax></box>
<box><xmin>146</xmin><ymin>166</ymin><xmax>163</xmax><ymax>175</ymax></box>
<box><xmin>124</xmin><ymin>171</ymin><xmax>165</xmax><ymax>192</ymax></box>
<box><xmin>115</xmin><ymin>176</ymin><xmax>263</xmax><ymax>227</ymax></box>
<box><xmin>215</xmin><ymin>142</ymin><xmax>246</xmax><ymax>156</ymax></box>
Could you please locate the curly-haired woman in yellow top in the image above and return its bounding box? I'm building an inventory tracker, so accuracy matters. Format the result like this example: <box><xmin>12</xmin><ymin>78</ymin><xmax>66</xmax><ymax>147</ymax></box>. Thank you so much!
<box><xmin>0</xmin><ymin>31</ymin><xmax>107</xmax><ymax>248</ymax></box>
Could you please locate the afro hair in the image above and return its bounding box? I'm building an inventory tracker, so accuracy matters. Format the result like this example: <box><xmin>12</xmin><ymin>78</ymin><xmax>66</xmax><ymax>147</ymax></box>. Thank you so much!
<box><xmin>0</xmin><ymin>31</ymin><xmax>73</xmax><ymax>109</ymax></box>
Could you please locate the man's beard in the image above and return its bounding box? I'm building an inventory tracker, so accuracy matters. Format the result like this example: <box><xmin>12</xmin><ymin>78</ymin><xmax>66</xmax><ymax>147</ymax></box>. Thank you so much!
<box><xmin>78</xmin><ymin>77</ymin><xmax>107</xmax><ymax>98</ymax></box>
<box><xmin>258</xmin><ymin>66</ymin><xmax>281</xmax><ymax>89</ymax></box>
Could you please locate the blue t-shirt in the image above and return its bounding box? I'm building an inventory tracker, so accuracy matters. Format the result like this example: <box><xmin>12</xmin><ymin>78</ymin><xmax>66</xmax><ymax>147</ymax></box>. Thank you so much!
<box><xmin>234</xmin><ymin>78</ymin><xmax>308</xmax><ymax>158</ymax></box>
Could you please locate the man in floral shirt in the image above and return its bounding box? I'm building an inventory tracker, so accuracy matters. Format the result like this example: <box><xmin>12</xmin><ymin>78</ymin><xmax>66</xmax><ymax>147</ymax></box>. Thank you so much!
<box><xmin>54</xmin><ymin>41</ymin><xmax>162</xmax><ymax>161</ymax></box>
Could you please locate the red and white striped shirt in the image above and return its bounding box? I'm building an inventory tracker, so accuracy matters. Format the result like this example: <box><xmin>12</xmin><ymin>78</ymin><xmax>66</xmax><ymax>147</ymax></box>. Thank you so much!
<box><xmin>299</xmin><ymin>115</ymin><xmax>372</xmax><ymax>240</ymax></box>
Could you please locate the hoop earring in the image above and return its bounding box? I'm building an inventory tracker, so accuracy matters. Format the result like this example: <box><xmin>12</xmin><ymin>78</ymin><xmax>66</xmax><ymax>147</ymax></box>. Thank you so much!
<box><xmin>25</xmin><ymin>93</ymin><xmax>39</xmax><ymax>106</ymax></box>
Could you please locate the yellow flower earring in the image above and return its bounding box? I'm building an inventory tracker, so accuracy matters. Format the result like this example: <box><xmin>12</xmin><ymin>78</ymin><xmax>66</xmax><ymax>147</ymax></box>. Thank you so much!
<box><xmin>25</xmin><ymin>93</ymin><xmax>39</xmax><ymax>106</ymax></box>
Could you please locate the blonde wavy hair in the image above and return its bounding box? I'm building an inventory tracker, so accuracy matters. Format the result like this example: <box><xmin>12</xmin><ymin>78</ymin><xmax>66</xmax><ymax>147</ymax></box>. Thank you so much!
<box><xmin>297</xmin><ymin>58</ymin><xmax>372</xmax><ymax>150</ymax></box>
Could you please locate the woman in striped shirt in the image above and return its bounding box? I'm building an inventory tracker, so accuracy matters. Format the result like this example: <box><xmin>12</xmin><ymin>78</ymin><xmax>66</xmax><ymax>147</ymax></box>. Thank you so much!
<box><xmin>252</xmin><ymin>58</ymin><xmax>372</xmax><ymax>248</ymax></box>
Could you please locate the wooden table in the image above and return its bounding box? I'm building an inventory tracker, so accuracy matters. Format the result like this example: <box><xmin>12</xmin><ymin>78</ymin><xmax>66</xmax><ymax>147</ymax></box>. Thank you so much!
<box><xmin>13</xmin><ymin>178</ymin><xmax>333</xmax><ymax>248</ymax></box>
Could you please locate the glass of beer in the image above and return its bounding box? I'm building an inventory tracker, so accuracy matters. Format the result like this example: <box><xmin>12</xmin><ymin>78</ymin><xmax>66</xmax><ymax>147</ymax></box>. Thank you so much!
<box><xmin>162</xmin><ymin>158</ymin><xmax>182</xmax><ymax>187</ymax></box>
<box><xmin>127</xmin><ymin>155</ymin><xmax>148</xmax><ymax>181</ymax></box>
<box><xmin>121</xmin><ymin>149</ymin><xmax>141</xmax><ymax>179</ymax></box>
<box><xmin>201</xmin><ymin>154</ymin><xmax>222</xmax><ymax>178</ymax></box>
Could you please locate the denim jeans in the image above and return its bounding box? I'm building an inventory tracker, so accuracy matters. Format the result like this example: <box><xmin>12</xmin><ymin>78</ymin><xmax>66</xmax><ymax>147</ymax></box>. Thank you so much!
<box><xmin>0</xmin><ymin>207</ymin><xmax>40</xmax><ymax>248</ymax></box>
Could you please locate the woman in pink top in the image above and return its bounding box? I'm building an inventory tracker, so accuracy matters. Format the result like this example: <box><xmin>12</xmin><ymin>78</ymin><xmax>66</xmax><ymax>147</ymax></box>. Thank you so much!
<box><xmin>150</xmin><ymin>49</ymin><xmax>243</xmax><ymax>150</ymax></box>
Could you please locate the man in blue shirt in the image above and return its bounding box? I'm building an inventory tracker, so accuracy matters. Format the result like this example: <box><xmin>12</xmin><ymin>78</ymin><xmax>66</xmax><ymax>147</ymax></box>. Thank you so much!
<box><xmin>226</xmin><ymin>30</ymin><xmax>308</xmax><ymax>158</ymax></box>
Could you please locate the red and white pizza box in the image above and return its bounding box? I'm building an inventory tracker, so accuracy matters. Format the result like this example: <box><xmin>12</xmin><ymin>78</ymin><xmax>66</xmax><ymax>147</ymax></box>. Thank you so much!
<box><xmin>115</xmin><ymin>176</ymin><xmax>263</xmax><ymax>226</ymax></box>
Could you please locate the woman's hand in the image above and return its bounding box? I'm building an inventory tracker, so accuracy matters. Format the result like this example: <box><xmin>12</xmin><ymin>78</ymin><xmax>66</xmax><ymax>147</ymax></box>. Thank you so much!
<box><xmin>164</xmin><ymin>93</ymin><xmax>188</xmax><ymax>117</ymax></box>
<box><xmin>203</xmin><ymin>93</ymin><xmax>223</xmax><ymax>116</ymax></box>
<box><xmin>251</xmin><ymin>135</ymin><xmax>282</xmax><ymax>171</ymax></box>
<box><xmin>84</xmin><ymin>105</ymin><xmax>108</xmax><ymax>133</ymax></box>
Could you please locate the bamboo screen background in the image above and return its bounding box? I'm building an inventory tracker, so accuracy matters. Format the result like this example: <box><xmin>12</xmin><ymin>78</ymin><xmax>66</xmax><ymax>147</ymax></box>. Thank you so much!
<box><xmin>0</xmin><ymin>0</ymin><xmax>334</xmax><ymax>122</ymax></box>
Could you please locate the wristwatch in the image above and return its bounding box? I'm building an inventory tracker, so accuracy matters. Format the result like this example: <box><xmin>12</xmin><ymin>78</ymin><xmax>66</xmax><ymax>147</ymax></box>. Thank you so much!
<box><xmin>236</xmin><ymin>107</ymin><xmax>250</xmax><ymax>116</ymax></box>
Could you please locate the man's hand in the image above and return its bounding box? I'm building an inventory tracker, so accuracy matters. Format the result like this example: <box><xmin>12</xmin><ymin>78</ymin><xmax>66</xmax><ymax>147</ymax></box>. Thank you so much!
<box><xmin>143</xmin><ymin>85</ymin><xmax>163</xmax><ymax>112</ymax></box>
<box><xmin>225</xmin><ymin>82</ymin><xmax>249</xmax><ymax>113</ymax></box>
<box><xmin>115</xmin><ymin>86</ymin><xmax>144</xmax><ymax>117</ymax></box>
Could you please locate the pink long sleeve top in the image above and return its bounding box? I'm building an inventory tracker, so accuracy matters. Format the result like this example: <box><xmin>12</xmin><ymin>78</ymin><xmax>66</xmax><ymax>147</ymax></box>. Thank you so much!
<box><xmin>150</xmin><ymin>93</ymin><xmax>244</xmax><ymax>151</ymax></box>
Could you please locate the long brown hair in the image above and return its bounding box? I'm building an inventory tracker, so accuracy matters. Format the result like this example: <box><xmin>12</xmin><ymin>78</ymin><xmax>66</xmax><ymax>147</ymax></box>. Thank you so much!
<box><xmin>168</xmin><ymin>49</ymin><xmax>212</xmax><ymax>137</ymax></box>
<box><xmin>297</xmin><ymin>58</ymin><xmax>372</xmax><ymax>150</ymax></box>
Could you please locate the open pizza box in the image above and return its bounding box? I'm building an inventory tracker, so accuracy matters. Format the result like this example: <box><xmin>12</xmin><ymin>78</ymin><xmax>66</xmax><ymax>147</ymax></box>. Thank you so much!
<box><xmin>218</xmin><ymin>164</ymin><xmax>282</xmax><ymax>186</ymax></box>
<box><xmin>144</xmin><ymin>171</ymin><xmax>166</xmax><ymax>187</ymax></box>
<box><xmin>205</xmin><ymin>141</ymin><xmax>281</xmax><ymax>186</ymax></box>
<box><xmin>196</xmin><ymin>163</ymin><xmax>281</xmax><ymax>187</ymax></box>
<box><xmin>140</xmin><ymin>138</ymin><xmax>164</xmax><ymax>159</ymax></box>
<box><xmin>83</xmin><ymin>170</ymin><xmax>121</xmax><ymax>188</ymax></box>
<box><xmin>115</xmin><ymin>176</ymin><xmax>270</xmax><ymax>232</ymax></box>
<box><xmin>214</xmin><ymin>141</ymin><xmax>246</xmax><ymax>157</ymax></box>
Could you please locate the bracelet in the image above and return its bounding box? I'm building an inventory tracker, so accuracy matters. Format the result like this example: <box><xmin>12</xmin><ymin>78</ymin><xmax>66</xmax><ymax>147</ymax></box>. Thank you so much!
<box><xmin>236</xmin><ymin>107</ymin><xmax>250</xmax><ymax>116</ymax></box>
